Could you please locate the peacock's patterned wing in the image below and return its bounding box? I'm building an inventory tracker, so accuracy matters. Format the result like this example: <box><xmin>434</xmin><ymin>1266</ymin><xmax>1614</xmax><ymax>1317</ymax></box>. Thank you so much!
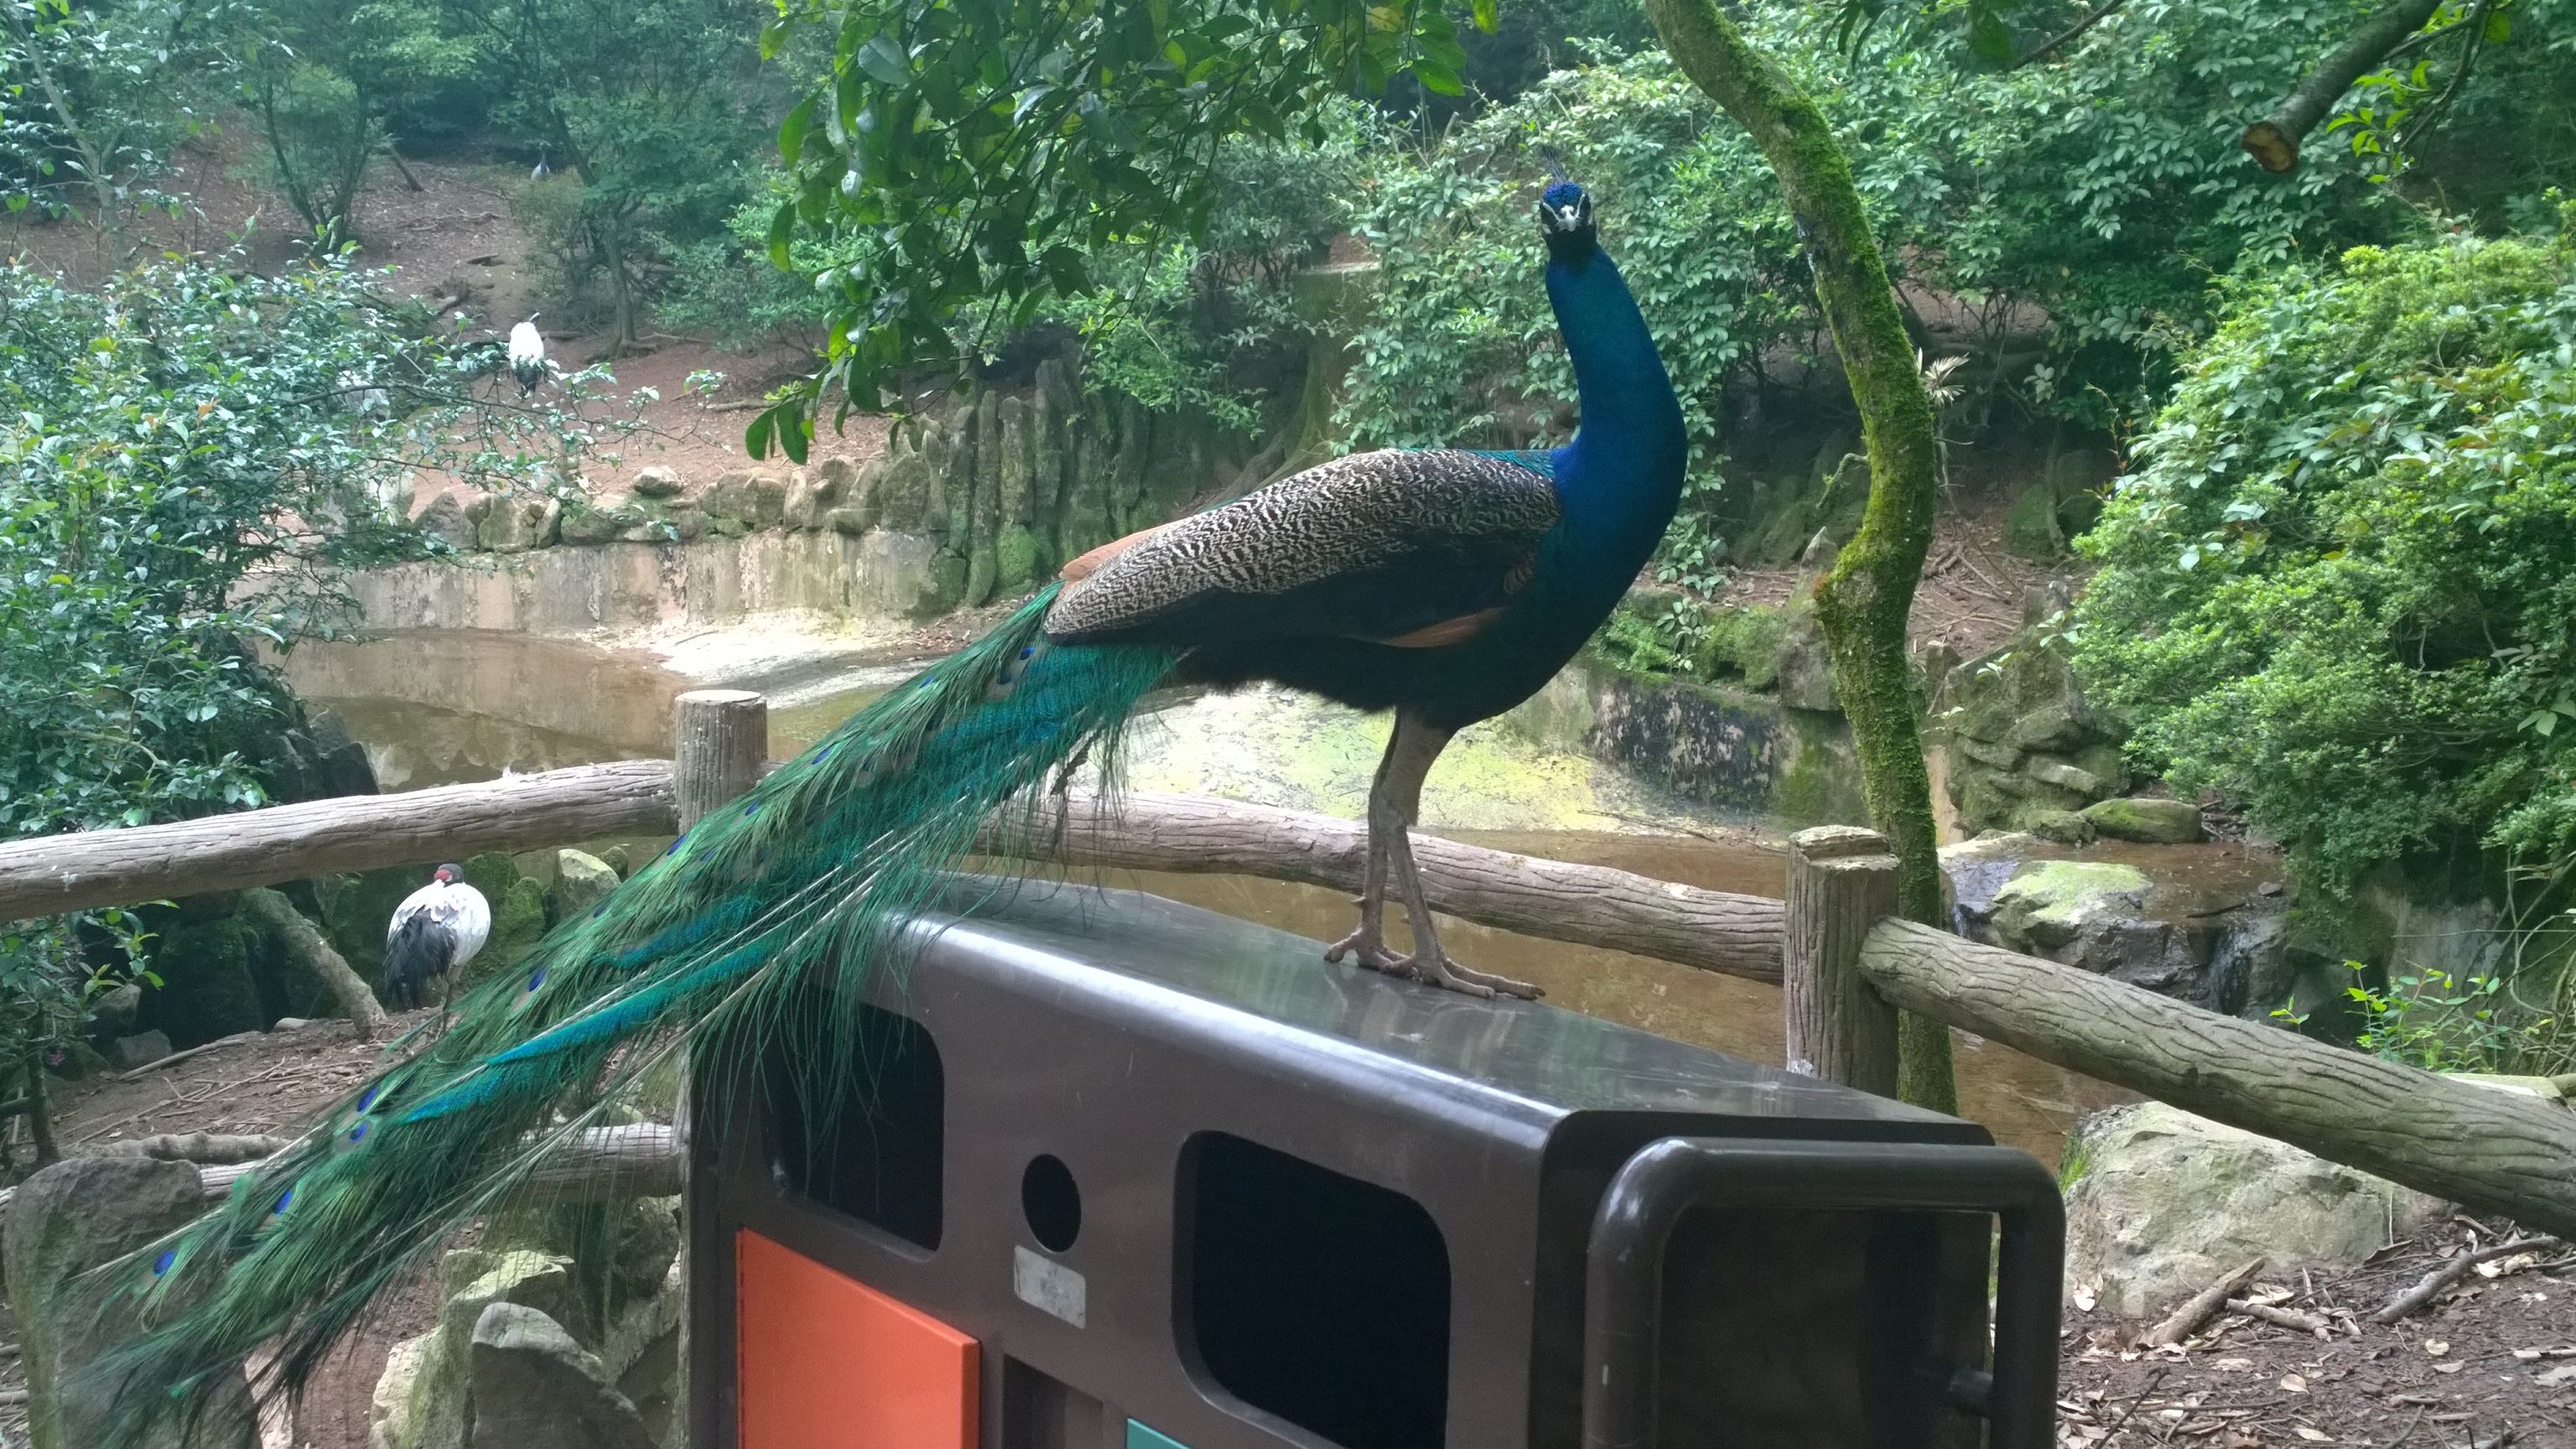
<box><xmin>1043</xmin><ymin>448</ymin><xmax>1558</xmax><ymax>646</ymax></box>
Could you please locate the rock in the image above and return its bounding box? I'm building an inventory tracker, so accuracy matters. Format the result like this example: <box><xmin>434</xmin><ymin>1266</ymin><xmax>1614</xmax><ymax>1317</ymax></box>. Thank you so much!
<box><xmin>1773</xmin><ymin>604</ymin><xmax>1836</xmax><ymax>712</ymax></box>
<box><xmin>559</xmin><ymin>498</ymin><xmax>645</xmax><ymax>546</ymax></box>
<box><xmin>823</xmin><ymin>506</ymin><xmax>873</xmax><ymax>535</ymax></box>
<box><xmin>996</xmin><ymin>522</ymin><xmax>1041</xmax><ymax>589</ymax></box>
<box><xmin>148</xmin><ymin>911</ymin><xmax>271</xmax><ymax>1046</ymax></box>
<box><xmin>2062</xmin><ymin>1101</ymin><xmax>2446</xmax><ymax>1319</ymax></box>
<box><xmin>470</xmin><ymin>877</ymin><xmax>549</xmax><ymax>983</ymax></box>
<box><xmin>551</xmin><ymin>849</ymin><xmax>620</xmax><ymax>923</ymax></box>
<box><xmin>476</xmin><ymin>494</ymin><xmax>561</xmax><ymax>552</ymax></box>
<box><xmin>3</xmin><ymin>1156</ymin><xmax>257</xmax><ymax>1449</ymax></box>
<box><xmin>374</xmin><ymin>1332</ymin><xmax>436</xmax><ymax>1449</ymax></box>
<box><xmin>628</xmin><ymin>465</ymin><xmax>684</xmax><ymax>499</ymax></box>
<box><xmin>2026</xmin><ymin>756</ymin><xmax>2107</xmax><ymax>797</ymax></box>
<box><xmin>414</xmin><ymin>491</ymin><xmax>478</xmax><ymax>549</ymax></box>
<box><xmin>615</xmin><ymin>503</ymin><xmax>704</xmax><ymax>543</ymax></box>
<box><xmin>2084</xmin><ymin>795</ymin><xmax>2205</xmax><ymax>844</ymax></box>
<box><xmin>90</xmin><ymin>981</ymin><xmax>142</xmax><ymax>1036</ymax></box>
<box><xmin>1958</xmin><ymin>736</ymin><xmax>2021</xmax><ymax>770</ymax></box>
<box><xmin>2009</xmin><ymin>703</ymin><xmax>2085</xmax><ymax>752</ymax></box>
<box><xmin>379</xmin><ymin>1250</ymin><xmax>574</xmax><ymax>1449</ymax></box>
<box><xmin>1988</xmin><ymin>860</ymin><xmax>2153</xmax><ymax>952</ymax></box>
<box><xmin>2002</xmin><ymin>478</ymin><xmax>2066</xmax><ymax>561</ymax></box>
<box><xmin>111</xmin><ymin>1029</ymin><xmax>173</xmax><ymax>1069</ymax></box>
<box><xmin>305</xmin><ymin>707</ymin><xmax>382</xmax><ymax>797</ymax></box>
<box><xmin>470</xmin><ymin>1302</ymin><xmax>657</xmax><ymax>1449</ymax></box>
<box><xmin>2204</xmin><ymin>903</ymin><xmax>2293</xmax><ymax>1017</ymax></box>
<box><xmin>698</xmin><ymin>472</ymin><xmax>753</xmax><ymax>527</ymax></box>
<box><xmin>2027</xmin><ymin>810</ymin><xmax>2095</xmax><ymax>846</ymax></box>
<box><xmin>706</xmin><ymin>514</ymin><xmax>751</xmax><ymax>538</ymax></box>
<box><xmin>598</xmin><ymin>844</ymin><xmax>631</xmax><ymax>879</ymax></box>
<box><xmin>325</xmin><ymin>866</ymin><xmax>431</xmax><ymax>995</ymax></box>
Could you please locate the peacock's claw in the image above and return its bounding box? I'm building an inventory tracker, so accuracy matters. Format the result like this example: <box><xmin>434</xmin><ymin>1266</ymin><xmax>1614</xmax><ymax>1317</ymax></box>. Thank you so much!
<box><xmin>1325</xmin><ymin>929</ymin><xmax>1542</xmax><ymax>1001</ymax></box>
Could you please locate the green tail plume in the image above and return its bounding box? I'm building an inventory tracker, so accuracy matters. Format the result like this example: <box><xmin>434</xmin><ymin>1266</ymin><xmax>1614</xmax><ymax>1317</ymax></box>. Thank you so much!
<box><xmin>91</xmin><ymin>585</ymin><xmax>1176</xmax><ymax>1431</ymax></box>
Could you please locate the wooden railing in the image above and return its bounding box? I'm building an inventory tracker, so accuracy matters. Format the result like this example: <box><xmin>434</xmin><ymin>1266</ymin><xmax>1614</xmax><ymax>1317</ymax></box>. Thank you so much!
<box><xmin>4</xmin><ymin>690</ymin><xmax>2570</xmax><ymax>1238</ymax></box>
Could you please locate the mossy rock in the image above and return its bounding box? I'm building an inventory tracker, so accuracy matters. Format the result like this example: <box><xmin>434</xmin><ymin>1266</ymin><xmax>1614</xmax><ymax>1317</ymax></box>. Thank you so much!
<box><xmin>1692</xmin><ymin>605</ymin><xmax>1789</xmax><ymax>692</ymax></box>
<box><xmin>323</xmin><ymin>867</ymin><xmax>429</xmax><ymax>996</ymax></box>
<box><xmin>2002</xmin><ymin>480</ymin><xmax>2066</xmax><ymax>560</ymax></box>
<box><xmin>598</xmin><ymin>844</ymin><xmax>632</xmax><ymax>879</ymax></box>
<box><xmin>150</xmin><ymin>914</ymin><xmax>270</xmax><ymax>1046</ymax></box>
<box><xmin>462</xmin><ymin>853</ymin><xmax>520</xmax><ymax>908</ymax></box>
<box><xmin>995</xmin><ymin>522</ymin><xmax>1042</xmax><ymax>589</ymax></box>
<box><xmin>466</xmin><ymin>878</ymin><xmax>551</xmax><ymax>984</ymax></box>
<box><xmin>2082</xmin><ymin>796</ymin><xmax>2205</xmax><ymax>844</ymax></box>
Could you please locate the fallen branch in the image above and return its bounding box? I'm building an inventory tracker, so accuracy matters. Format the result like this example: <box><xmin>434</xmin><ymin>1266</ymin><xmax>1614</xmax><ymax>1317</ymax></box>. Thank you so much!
<box><xmin>114</xmin><ymin>1030</ymin><xmax>267</xmax><ymax>1080</ymax></box>
<box><xmin>2241</xmin><ymin>0</ymin><xmax>2444</xmax><ymax>171</ymax></box>
<box><xmin>2227</xmin><ymin>1297</ymin><xmax>2333</xmax><ymax>1338</ymax></box>
<box><xmin>241</xmin><ymin>887</ymin><xmax>389</xmax><ymax>1041</ymax></box>
<box><xmin>96</xmin><ymin>1132</ymin><xmax>293</xmax><ymax>1163</ymax></box>
<box><xmin>196</xmin><ymin>1121</ymin><xmax>683</xmax><ymax>1202</ymax></box>
<box><xmin>2143</xmin><ymin>1258</ymin><xmax>2266</xmax><ymax>1347</ymax></box>
<box><xmin>992</xmin><ymin>788</ymin><xmax>1786</xmax><ymax>984</ymax></box>
<box><xmin>2372</xmin><ymin>1237</ymin><xmax>2565</xmax><ymax>1324</ymax></box>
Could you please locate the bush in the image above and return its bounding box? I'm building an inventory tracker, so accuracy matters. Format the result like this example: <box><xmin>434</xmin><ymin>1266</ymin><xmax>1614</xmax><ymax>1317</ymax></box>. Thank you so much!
<box><xmin>2070</xmin><ymin>207</ymin><xmax>2576</xmax><ymax>895</ymax></box>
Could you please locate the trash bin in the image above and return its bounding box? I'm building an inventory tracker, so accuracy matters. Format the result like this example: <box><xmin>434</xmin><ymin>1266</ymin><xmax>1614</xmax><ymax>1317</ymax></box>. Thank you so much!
<box><xmin>686</xmin><ymin>881</ymin><xmax>2060</xmax><ymax>1449</ymax></box>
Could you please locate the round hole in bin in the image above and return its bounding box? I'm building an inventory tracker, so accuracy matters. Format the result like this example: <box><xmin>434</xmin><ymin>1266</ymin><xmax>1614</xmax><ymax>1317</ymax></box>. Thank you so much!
<box><xmin>1021</xmin><ymin>1153</ymin><xmax>1081</xmax><ymax>1252</ymax></box>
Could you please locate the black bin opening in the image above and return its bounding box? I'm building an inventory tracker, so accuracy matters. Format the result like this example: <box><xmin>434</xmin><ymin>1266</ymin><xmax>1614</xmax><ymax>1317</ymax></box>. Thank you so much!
<box><xmin>765</xmin><ymin>1004</ymin><xmax>945</xmax><ymax>1250</ymax></box>
<box><xmin>1183</xmin><ymin>1131</ymin><xmax>1450</xmax><ymax>1449</ymax></box>
<box><xmin>1655</xmin><ymin>1205</ymin><xmax>1990</xmax><ymax>1449</ymax></box>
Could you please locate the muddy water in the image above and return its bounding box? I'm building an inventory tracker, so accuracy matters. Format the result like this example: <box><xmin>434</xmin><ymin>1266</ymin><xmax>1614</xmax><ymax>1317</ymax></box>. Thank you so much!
<box><xmin>288</xmin><ymin>630</ymin><xmax>2132</xmax><ymax>1163</ymax></box>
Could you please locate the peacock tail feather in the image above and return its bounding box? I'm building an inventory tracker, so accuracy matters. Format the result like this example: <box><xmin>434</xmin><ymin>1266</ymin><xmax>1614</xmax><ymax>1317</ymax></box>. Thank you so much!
<box><xmin>89</xmin><ymin>585</ymin><xmax>1178</xmax><ymax>1434</ymax></box>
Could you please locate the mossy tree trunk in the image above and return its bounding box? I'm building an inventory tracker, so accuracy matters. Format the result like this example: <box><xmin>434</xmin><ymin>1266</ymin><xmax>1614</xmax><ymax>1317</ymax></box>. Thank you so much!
<box><xmin>23</xmin><ymin>1048</ymin><xmax>60</xmax><ymax>1166</ymax></box>
<box><xmin>1644</xmin><ymin>0</ymin><xmax>1956</xmax><ymax>1112</ymax></box>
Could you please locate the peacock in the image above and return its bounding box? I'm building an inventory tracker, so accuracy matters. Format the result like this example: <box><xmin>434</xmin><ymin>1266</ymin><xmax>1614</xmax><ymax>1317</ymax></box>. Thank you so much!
<box><xmin>92</xmin><ymin>175</ymin><xmax>1687</xmax><ymax>1431</ymax></box>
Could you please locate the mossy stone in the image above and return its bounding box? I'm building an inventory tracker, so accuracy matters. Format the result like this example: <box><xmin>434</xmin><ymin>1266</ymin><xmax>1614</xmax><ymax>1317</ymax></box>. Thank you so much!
<box><xmin>468</xmin><ymin>878</ymin><xmax>551</xmax><ymax>984</ymax></box>
<box><xmin>2002</xmin><ymin>480</ymin><xmax>2065</xmax><ymax>561</ymax></box>
<box><xmin>995</xmin><ymin>522</ymin><xmax>1041</xmax><ymax>589</ymax></box>
<box><xmin>323</xmin><ymin>866</ymin><xmax>429</xmax><ymax>997</ymax></box>
<box><xmin>150</xmin><ymin>915</ymin><xmax>270</xmax><ymax>1046</ymax></box>
<box><xmin>2082</xmin><ymin>796</ymin><xmax>2205</xmax><ymax>844</ymax></box>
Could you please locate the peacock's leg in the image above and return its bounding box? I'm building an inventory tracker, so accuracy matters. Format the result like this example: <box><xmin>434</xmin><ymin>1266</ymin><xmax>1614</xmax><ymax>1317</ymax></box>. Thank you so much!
<box><xmin>1326</xmin><ymin>713</ymin><xmax>1542</xmax><ymax>1000</ymax></box>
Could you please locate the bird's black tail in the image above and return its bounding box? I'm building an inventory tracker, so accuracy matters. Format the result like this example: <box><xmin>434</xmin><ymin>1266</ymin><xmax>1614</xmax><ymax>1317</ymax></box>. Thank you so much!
<box><xmin>382</xmin><ymin>914</ymin><xmax>451</xmax><ymax>1010</ymax></box>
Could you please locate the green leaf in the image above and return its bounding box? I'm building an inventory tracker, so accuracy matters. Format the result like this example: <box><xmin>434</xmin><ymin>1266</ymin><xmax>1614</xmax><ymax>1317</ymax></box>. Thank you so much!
<box><xmin>855</xmin><ymin>34</ymin><xmax>909</xmax><ymax>86</ymax></box>
<box><xmin>766</xmin><ymin>201</ymin><xmax>797</xmax><ymax>273</ymax></box>
<box><xmin>778</xmin><ymin>96</ymin><xmax>818</xmax><ymax>168</ymax></box>
<box><xmin>1472</xmin><ymin>0</ymin><xmax>1498</xmax><ymax>33</ymax></box>
<box><xmin>2485</xmin><ymin>8</ymin><xmax>2510</xmax><ymax>42</ymax></box>
<box><xmin>744</xmin><ymin>406</ymin><xmax>776</xmax><ymax>460</ymax></box>
<box><xmin>1967</xmin><ymin>5</ymin><xmax>2015</xmax><ymax>63</ymax></box>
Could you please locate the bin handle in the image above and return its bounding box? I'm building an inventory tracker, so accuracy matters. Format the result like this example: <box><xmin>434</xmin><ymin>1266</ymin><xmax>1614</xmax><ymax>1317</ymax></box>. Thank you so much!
<box><xmin>1580</xmin><ymin>1137</ymin><xmax>2063</xmax><ymax>1449</ymax></box>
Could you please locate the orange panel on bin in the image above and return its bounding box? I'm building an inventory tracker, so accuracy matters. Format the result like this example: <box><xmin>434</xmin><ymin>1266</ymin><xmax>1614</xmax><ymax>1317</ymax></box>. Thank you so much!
<box><xmin>737</xmin><ymin>1228</ymin><xmax>980</xmax><ymax>1449</ymax></box>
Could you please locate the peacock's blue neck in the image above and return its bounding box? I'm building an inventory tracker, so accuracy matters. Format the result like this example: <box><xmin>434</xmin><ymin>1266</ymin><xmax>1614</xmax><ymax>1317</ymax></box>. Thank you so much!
<box><xmin>1544</xmin><ymin>247</ymin><xmax>1687</xmax><ymax>564</ymax></box>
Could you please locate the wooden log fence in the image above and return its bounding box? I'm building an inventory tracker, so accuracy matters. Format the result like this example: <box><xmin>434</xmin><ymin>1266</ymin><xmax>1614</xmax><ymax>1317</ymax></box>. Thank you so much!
<box><xmin>3</xmin><ymin>692</ymin><xmax>2571</xmax><ymax>1242</ymax></box>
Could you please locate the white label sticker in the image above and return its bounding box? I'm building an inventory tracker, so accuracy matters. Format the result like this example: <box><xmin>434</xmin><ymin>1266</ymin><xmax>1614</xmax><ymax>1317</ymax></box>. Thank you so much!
<box><xmin>1013</xmin><ymin>1244</ymin><xmax>1087</xmax><ymax>1328</ymax></box>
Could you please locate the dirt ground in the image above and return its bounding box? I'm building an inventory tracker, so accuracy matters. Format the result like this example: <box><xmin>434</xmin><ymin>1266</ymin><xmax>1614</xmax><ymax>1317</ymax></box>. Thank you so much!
<box><xmin>2059</xmin><ymin>1228</ymin><xmax>2576</xmax><ymax>1448</ymax></box>
<box><xmin>3</xmin><ymin>1022</ymin><xmax>2566</xmax><ymax>1449</ymax></box>
<box><xmin>0</xmin><ymin>1018</ymin><xmax>446</xmax><ymax>1449</ymax></box>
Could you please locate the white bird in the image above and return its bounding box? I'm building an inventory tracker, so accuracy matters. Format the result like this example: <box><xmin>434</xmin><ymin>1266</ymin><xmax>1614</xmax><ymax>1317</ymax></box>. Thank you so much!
<box><xmin>530</xmin><ymin>143</ymin><xmax>550</xmax><ymax>182</ymax></box>
<box><xmin>384</xmin><ymin>862</ymin><xmax>491</xmax><ymax>1010</ymax></box>
<box><xmin>507</xmin><ymin>314</ymin><xmax>546</xmax><ymax>397</ymax></box>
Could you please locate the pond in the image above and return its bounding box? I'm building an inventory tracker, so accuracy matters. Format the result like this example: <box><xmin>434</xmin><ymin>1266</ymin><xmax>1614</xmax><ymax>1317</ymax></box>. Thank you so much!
<box><xmin>286</xmin><ymin>628</ymin><xmax>2132</xmax><ymax>1163</ymax></box>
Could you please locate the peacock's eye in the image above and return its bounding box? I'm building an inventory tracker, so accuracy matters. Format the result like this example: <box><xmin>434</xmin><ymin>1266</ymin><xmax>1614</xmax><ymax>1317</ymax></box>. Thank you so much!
<box><xmin>153</xmin><ymin>1250</ymin><xmax>174</xmax><ymax>1276</ymax></box>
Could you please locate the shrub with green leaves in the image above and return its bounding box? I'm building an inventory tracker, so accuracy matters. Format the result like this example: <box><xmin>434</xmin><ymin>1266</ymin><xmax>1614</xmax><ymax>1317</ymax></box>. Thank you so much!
<box><xmin>2071</xmin><ymin>208</ymin><xmax>2576</xmax><ymax>895</ymax></box>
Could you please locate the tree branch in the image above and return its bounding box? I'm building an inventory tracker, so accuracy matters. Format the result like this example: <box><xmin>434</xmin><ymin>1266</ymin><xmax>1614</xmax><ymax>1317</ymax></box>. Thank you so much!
<box><xmin>2242</xmin><ymin>0</ymin><xmax>2446</xmax><ymax>173</ymax></box>
<box><xmin>1644</xmin><ymin>0</ymin><xmax>1955</xmax><ymax>1110</ymax></box>
<box><xmin>2011</xmin><ymin>0</ymin><xmax>2131</xmax><ymax>69</ymax></box>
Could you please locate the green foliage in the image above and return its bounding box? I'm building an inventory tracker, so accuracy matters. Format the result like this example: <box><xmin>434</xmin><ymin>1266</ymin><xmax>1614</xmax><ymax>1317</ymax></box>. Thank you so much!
<box><xmin>0</xmin><ymin>249</ymin><xmax>622</xmax><ymax>1072</ymax></box>
<box><xmin>2070</xmin><ymin>210</ymin><xmax>2576</xmax><ymax>893</ymax></box>
<box><xmin>1595</xmin><ymin>594</ymin><xmax>1788</xmax><ymax>691</ymax></box>
<box><xmin>2274</xmin><ymin>963</ymin><xmax>2566</xmax><ymax>1075</ymax></box>
<box><xmin>0</xmin><ymin>0</ymin><xmax>228</xmax><ymax>216</ymax></box>
<box><xmin>236</xmin><ymin>0</ymin><xmax>481</xmax><ymax>242</ymax></box>
<box><xmin>761</xmin><ymin>0</ymin><xmax>1488</xmax><ymax>456</ymax></box>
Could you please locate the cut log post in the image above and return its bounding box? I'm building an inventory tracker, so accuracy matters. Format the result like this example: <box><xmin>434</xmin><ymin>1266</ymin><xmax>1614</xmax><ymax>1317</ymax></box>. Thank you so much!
<box><xmin>238</xmin><ymin>886</ymin><xmax>389</xmax><ymax>1041</ymax></box>
<box><xmin>0</xmin><ymin>759</ymin><xmax>678</xmax><ymax>923</ymax></box>
<box><xmin>1859</xmin><ymin>919</ymin><xmax>2576</xmax><ymax>1239</ymax></box>
<box><xmin>1783</xmin><ymin>825</ymin><xmax>1902</xmax><ymax>1096</ymax></box>
<box><xmin>993</xmin><ymin>787</ymin><xmax>1787</xmax><ymax>984</ymax></box>
<box><xmin>673</xmin><ymin>690</ymin><xmax>766</xmax><ymax>832</ymax></box>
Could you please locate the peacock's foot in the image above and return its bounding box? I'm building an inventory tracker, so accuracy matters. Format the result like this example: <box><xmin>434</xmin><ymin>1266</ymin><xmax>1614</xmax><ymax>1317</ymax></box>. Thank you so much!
<box><xmin>1326</xmin><ymin>929</ymin><xmax>1542</xmax><ymax>1001</ymax></box>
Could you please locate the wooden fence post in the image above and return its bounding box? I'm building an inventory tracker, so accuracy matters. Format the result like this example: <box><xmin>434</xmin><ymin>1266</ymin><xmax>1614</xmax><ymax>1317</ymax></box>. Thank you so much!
<box><xmin>1784</xmin><ymin>824</ymin><xmax>1902</xmax><ymax>1097</ymax></box>
<box><xmin>673</xmin><ymin>690</ymin><xmax>767</xmax><ymax>832</ymax></box>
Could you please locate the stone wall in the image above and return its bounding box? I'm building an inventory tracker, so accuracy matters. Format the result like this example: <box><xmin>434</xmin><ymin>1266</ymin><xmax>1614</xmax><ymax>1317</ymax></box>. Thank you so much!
<box><xmin>362</xmin><ymin>361</ymin><xmax>1243</xmax><ymax>637</ymax></box>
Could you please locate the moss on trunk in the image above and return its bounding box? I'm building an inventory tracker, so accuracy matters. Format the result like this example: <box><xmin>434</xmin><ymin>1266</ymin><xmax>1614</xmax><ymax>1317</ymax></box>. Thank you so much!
<box><xmin>1644</xmin><ymin>0</ymin><xmax>1956</xmax><ymax>1112</ymax></box>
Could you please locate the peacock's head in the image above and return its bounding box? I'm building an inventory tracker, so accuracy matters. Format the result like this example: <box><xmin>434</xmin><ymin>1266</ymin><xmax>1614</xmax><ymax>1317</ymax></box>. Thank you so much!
<box><xmin>1537</xmin><ymin>180</ymin><xmax>1596</xmax><ymax>261</ymax></box>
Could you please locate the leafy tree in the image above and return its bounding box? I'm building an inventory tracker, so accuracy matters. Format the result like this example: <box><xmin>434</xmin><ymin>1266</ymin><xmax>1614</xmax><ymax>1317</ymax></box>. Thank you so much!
<box><xmin>2070</xmin><ymin>206</ymin><xmax>2576</xmax><ymax>897</ymax></box>
<box><xmin>0</xmin><ymin>250</ymin><xmax>626</xmax><ymax>1146</ymax></box>
<box><xmin>446</xmin><ymin>0</ymin><xmax>766</xmax><ymax>349</ymax></box>
<box><xmin>0</xmin><ymin>0</ymin><xmax>229</xmax><ymax>216</ymax></box>
<box><xmin>237</xmin><ymin>0</ymin><xmax>483</xmax><ymax>242</ymax></box>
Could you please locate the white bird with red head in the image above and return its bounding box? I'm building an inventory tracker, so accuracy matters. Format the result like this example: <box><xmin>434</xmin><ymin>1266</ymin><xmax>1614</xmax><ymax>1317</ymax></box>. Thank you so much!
<box><xmin>383</xmin><ymin>863</ymin><xmax>491</xmax><ymax>1010</ymax></box>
